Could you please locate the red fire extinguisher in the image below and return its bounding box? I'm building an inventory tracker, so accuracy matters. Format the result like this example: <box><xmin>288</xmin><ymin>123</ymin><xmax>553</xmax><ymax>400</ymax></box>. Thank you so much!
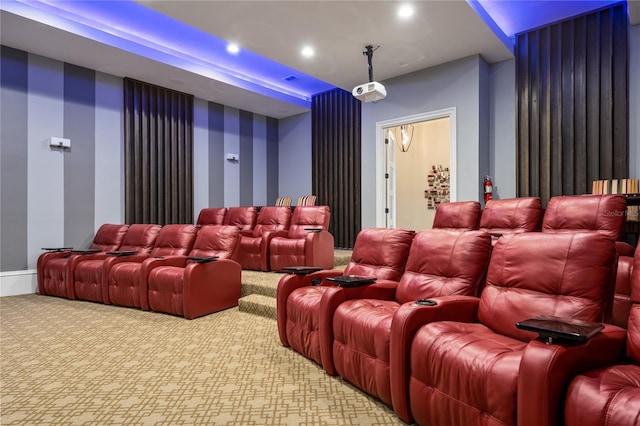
<box><xmin>484</xmin><ymin>176</ymin><xmax>493</xmax><ymax>203</ymax></box>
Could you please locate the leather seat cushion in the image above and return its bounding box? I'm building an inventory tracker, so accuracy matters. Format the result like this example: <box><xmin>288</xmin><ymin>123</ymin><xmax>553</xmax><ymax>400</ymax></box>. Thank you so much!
<box><xmin>410</xmin><ymin>321</ymin><xmax>526</xmax><ymax>426</ymax></box>
<box><xmin>286</xmin><ymin>286</ymin><xmax>329</xmax><ymax>364</ymax></box>
<box><xmin>148</xmin><ymin>266</ymin><xmax>185</xmax><ymax>316</ymax></box>
<box><xmin>332</xmin><ymin>299</ymin><xmax>399</xmax><ymax>404</ymax></box>
<box><xmin>74</xmin><ymin>259</ymin><xmax>104</xmax><ymax>302</ymax></box>
<box><xmin>109</xmin><ymin>262</ymin><xmax>143</xmax><ymax>307</ymax></box>
<box><xmin>43</xmin><ymin>257</ymin><xmax>68</xmax><ymax>297</ymax></box>
<box><xmin>565</xmin><ymin>364</ymin><xmax>640</xmax><ymax>426</ymax></box>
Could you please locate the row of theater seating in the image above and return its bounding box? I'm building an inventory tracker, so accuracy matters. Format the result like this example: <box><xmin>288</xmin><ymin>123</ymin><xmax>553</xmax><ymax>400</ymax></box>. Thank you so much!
<box><xmin>198</xmin><ymin>205</ymin><xmax>334</xmax><ymax>272</ymax></box>
<box><xmin>433</xmin><ymin>194</ymin><xmax>634</xmax><ymax>255</ymax></box>
<box><xmin>38</xmin><ymin>224</ymin><xmax>243</xmax><ymax>319</ymax></box>
<box><xmin>277</xmin><ymin>194</ymin><xmax>639</xmax><ymax>425</ymax></box>
<box><xmin>37</xmin><ymin>205</ymin><xmax>334</xmax><ymax>318</ymax></box>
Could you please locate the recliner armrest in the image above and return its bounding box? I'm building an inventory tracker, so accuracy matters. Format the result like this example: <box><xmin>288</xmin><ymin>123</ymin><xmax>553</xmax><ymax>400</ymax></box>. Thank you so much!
<box><xmin>276</xmin><ymin>270</ymin><xmax>345</xmax><ymax>346</ymax></box>
<box><xmin>517</xmin><ymin>324</ymin><xmax>627</xmax><ymax>426</ymax></box>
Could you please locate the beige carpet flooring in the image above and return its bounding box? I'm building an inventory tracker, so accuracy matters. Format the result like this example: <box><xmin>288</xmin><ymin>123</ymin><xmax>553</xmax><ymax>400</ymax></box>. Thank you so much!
<box><xmin>0</xmin><ymin>293</ymin><xmax>404</xmax><ymax>425</ymax></box>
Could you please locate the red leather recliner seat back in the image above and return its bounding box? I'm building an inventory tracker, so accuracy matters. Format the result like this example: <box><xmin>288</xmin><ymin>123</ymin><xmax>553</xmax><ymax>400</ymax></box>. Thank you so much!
<box><xmin>542</xmin><ymin>194</ymin><xmax>626</xmax><ymax>241</ymax></box>
<box><xmin>189</xmin><ymin>225</ymin><xmax>240</xmax><ymax>260</ymax></box>
<box><xmin>38</xmin><ymin>223</ymin><xmax>129</xmax><ymax>298</ymax></box>
<box><xmin>287</xmin><ymin>206</ymin><xmax>330</xmax><ymax>238</ymax></box>
<box><xmin>408</xmin><ymin>232</ymin><xmax>618</xmax><ymax>426</ymax></box>
<box><xmin>269</xmin><ymin>206</ymin><xmax>333</xmax><ymax>271</ymax></box>
<box><xmin>251</xmin><ymin>206</ymin><xmax>292</xmax><ymax>237</ymax></box>
<box><xmin>108</xmin><ymin>224</ymin><xmax>197</xmax><ymax>309</ymax></box>
<box><xmin>432</xmin><ymin>201</ymin><xmax>481</xmax><ymax>231</ymax></box>
<box><xmin>344</xmin><ymin>228</ymin><xmax>414</xmax><ymax>280</ymax></box>
<box><xmin>224</xmin><ymin>206</ymin><xmax>258</xmax><ymax>231</ymax></box>
<box><xmin>89</xmin><ymin>224</ymin><xmax>129</xmax><ymax>251</ymax></box>
<box><xmin>118</xmin><ymin>224</ymin><xmax>162</xmax><ymax>253</ymax></box>
<box><xmin>72</xmin><ymin>224</ymin><xmax>161</xmax><ymax>304</ymax></box>
<box><xmin>395</xmin><ymin>229</ymin><xmax>492</xmax><ymax>303</ymax></box>
<box><xmin>564</xmin><ymin>243</ymin><xmax>640</xmax><ymax>426</ymax></box>
<box><xmin>479</xmin><ymin>232</ymin><xmax>618</xmax><ymax>341</ymax></box>
<box><xmin>196</xmin><ymin>207</ymin><xmax>228</xmax><ymax>226</ymax></box>
<box><xmin>479</xmin><ymin>197</ymin><xmax>542</xmax><ymax>235</ymax></box>
<box><xmin>330</xmin><ymin>229</ymin><xmax>491</xmax><ymax>407</ymax></box>
<box><xmin>149</xmin><ymin>224</ymin><xmax>198</xmax><ymax>257</ymax></box>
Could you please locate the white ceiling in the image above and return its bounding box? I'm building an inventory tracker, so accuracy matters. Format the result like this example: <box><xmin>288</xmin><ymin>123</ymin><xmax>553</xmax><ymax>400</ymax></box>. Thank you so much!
<box><xmin>2</xmin><ymin>1</ymin><xmax>638</xmax><ymax>119</ymax></box>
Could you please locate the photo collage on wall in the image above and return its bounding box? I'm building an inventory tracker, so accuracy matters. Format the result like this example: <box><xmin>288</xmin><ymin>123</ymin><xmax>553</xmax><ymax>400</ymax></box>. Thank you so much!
<box><xmin>425</xmin><ymin>164</ymin><xmax>450</xmax><ymax>210</ymax></box>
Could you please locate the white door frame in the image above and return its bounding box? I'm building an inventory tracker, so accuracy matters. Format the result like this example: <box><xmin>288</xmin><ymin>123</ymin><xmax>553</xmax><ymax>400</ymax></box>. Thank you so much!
<box><xmin>375</xmin><ymin>107</ymin><xmax>457</xmax><ymax>228</ymax></box>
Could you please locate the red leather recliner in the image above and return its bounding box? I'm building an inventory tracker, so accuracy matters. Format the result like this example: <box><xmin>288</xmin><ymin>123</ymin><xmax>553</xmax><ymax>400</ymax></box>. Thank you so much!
<box><xmin>196</xmin><ymin>207</ymin><xmax>228</xmax><ymax>226</ymax></box>
<box><xmin>269</xmin><ymin>206</ymin><xmax>334</xmax><ymax>271</ymax></box>
<box><xmin>71</xmin><ymin>224</ymin><xmax>162</xmax><ymax>303</ymax></box>
<box><xmin>403</xmin><ymin>232</ymin><xmax>620</xmax><ymax>426</ymax></box>
<box><xmin>543</xmin><ymin>194</ymin><xmax>634</xmax><ymax>256</ymax></box>
<box><xmin>106</xmin><ymin>224</ymin><xmax>198</xmax><ymax>309</ymax></box>
<box><xmin>543</xmin><ymin>194</ymin><xmax>635</xmax><ymax>325</ymax></box>
<box><xmin>432</xmin><ymin>201</ymin><xmax>481</xmax><ymax>230</ymax></box>
<box><xmin>330</xmin><ymin>229</ymin><xmax>492</xmax><ymax>406</ymax></box>
<box><xmin>145</xmin><ymin>225</ymin><xmax>242</xmax><ymax>319</ymax></box>
<box><xmin>236</xmin><ymin>206</ymin><xmax>292</xmax><ymax>271</ymax></box>
<box><xmin>277</xmin><ymin>227</ymin><xmax>415</xmax><ymax>370</ymax></box>
<box><xmin>564</xmin><ymin>246</ymin><xmax>640</xmax><ymax>426</ymax></box>
<box><xmin>37</xmin><ymin>223</ymin><xmax>129</xmax><ymax>298</ymax></box>
<box><xmin>223</xmin><ymin>206</ymin><xmax>258</xmax><ymax>231</ymax></box>
<box><xmin>479</xmin><ymin>197</ymin><xmax>542</xmax><ymax>245</ymax></box>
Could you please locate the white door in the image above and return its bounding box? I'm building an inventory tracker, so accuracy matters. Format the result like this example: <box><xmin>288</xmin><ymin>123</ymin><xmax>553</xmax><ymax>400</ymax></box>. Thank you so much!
<box><xmin>385</xmin><ymin>128</ymin><xmax>397</xmax><ymax>228</ymax></box>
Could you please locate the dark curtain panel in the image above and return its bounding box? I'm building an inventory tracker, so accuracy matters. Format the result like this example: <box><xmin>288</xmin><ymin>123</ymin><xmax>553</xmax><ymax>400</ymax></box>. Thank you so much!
<box><xmin>516</xmin><ymin>4</ymin><xmax>628</xmax><ymax>205</ymax></box>
<box><xmin>312</xmin><ymin>89</ymin><xmax>361</xmax><ymax>249</ymax></box>
<box><xmin>124</xmin><ymin>78</ymin><xmax>194</xmax><ymax>224</ymax></box>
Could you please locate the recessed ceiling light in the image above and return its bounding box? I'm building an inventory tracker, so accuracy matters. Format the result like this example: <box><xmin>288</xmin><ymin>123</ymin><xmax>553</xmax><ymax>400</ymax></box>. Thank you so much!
<box><xmin>301</xmin><ymin>46</ymin><xmax>315</xmax><ymax>58</ymax></box>
<box><xmin>227</xmin><ymin>43</ymin><xmax>240</xmax><ymax>54</ymax></box>
<box><xmin>398</xmin><ymin>4</ymin><xmax>414</xmax><ymax>19</ymax></box>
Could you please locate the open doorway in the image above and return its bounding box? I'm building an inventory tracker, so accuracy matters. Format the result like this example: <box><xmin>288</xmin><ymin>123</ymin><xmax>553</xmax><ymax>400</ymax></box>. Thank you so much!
<box><xmin>375</xmin><ymin>108</ymin><xmax>457</xmax><ymax>229</ymax></box>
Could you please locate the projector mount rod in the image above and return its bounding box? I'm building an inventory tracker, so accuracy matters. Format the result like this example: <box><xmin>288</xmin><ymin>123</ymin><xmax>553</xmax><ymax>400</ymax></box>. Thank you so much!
<box><xmin>363</xmin><ymin>45</ymin><xmax>379</xmax><ymax>83</ymax></box>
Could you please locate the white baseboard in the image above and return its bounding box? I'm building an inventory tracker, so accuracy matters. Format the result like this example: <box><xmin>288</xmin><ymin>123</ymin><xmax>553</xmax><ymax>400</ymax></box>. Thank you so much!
<box><xmin>0</xmin><ymin>270</ymin><xmax>37</xmax><ymax>297</ymax></box>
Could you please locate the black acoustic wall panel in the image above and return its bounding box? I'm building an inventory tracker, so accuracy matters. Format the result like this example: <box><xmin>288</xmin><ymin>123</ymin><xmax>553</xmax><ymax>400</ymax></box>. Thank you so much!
<box><xmin>516</xmin><ymin>4</ymin><xmax>628</xmax><ymax>205</ymax></box>
<box><xmin>312</xmin><ymin>89</ymin><xmax>362</xmax><ymax>249</ymax></box>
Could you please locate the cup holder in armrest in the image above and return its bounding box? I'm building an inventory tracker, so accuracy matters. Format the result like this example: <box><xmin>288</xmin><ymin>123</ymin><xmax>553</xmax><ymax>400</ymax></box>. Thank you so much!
<box><xmin>515</xmin><ymin>315</ymin><xmax>604</xmax><ymax>344</ymax></box>
<box><xmin>42</xmin><ymin>247</ymin><xmax>73</xmax><ymax>252</ymax></box>
<box><xmin>415</xmin><ymin>299</ymin><xmax>438</xmax><ymax>306</ymax></box>
<box><xmin>326</xmin><ymin>275</ymin><xmax>376</xmax><ymax>287</ymax></box>
<box><xmin>186</xmin><ymin>256</ymin><xmax>219</xmax><ymax>263</ymax></box>
<box><xmin>106</xmin><ymin>250</ymin><xmax>138</xmax><ymax>257</ymax></box>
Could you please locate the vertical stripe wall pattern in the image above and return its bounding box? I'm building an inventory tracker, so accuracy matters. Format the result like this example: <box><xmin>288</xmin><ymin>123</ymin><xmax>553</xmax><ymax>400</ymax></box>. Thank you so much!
<box><xmin>1</xmin><ymin>47</ymin><xmax>124</xmax><ymax>272</ymax></box>
<box><xmin>0</xmin><ymin>46</ymin><xmax>279</xmax><ymax>274</ymax></box>
<box><xmin>192</xmin><ymin>100</ymin><xmax>278</xmax><ymax>212</ymax></box>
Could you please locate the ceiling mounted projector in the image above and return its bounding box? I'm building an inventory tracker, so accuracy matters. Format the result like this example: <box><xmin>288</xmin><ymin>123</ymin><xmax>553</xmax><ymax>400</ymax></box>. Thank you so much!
<box><xmin>353</xmin><ymin>45</ymin><xmax>386</xmax><ymax>103</ymax></box>
<box><xmin>352</xmin><ymin>81</ymin><xmax>387</xmax><ymax>102</ymax></box>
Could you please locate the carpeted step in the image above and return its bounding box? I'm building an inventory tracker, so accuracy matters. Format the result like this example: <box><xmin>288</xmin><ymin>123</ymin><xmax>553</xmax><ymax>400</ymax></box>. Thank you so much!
<box><xmin>241</xmin><ymin>270</ymin><xmax>284</xmax><ymax>298</ymax></box>
<box><xmin>238</xmin><ymin>293</ymin><xmax>276</xmax><ymax>320</ymax></box>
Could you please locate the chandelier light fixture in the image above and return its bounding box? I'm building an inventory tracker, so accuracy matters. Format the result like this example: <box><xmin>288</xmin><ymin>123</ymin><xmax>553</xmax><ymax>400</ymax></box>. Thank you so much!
<box><xmin>388</xmin><ymin>124</ymin><xmax>414</xmax><ymax>152</ymax></box>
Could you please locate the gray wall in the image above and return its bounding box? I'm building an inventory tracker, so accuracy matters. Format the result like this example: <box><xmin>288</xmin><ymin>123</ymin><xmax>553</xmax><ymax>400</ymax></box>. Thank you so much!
<box><xmin>361</xmin><ymin>55</ymin><xmax>490</xmax><ymax>227</ymax></box>
<box><xmin>0</xmin><ymin>46</ymin><xmax>279</xmax><ymax>272</ymax></box>
<box><xmin>278</xmin><ymin>112</ymin><xmax>313</xmax><ymax>202</ymax></box>
<box><xmin>489</xmin><ymin>58</ymin><xmax>517</xmax><ymax>199</ymax></box>
<box><xmin>2</xmin><ymin>22</ymin><xmax>640</xmax><ymax>272</ymax></box>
